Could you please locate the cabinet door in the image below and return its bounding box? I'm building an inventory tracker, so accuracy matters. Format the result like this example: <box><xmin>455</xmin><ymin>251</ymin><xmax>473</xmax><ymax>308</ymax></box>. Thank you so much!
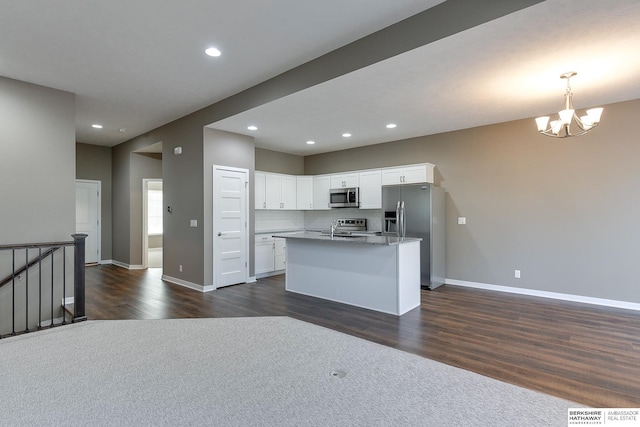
<box><xmin>296</xmin><ymin>176</ymin><xmax>313</xmax><ymax>210</ymax></box>
<box><xmin>331</xmin><ymin>173</ymin><xmax>359</xmax><ymax>188</ymax></box>
<box><xmin>265</xmin><ymin>174</ymin><xmax>282</xmax><ymax>209</ymax></box>
<box><xmin>280</xmin><ymin>175</ymin><xmax>297</xmax><ymax>209</ymax></box>
<box><xmin>255</xmin><ymin>172</ymin><xmax>266</xmax><ymax>210</ymax></box>
<box><xmin>359</xmin><ymin>170</ymin><xmax>381</xmax><ymax>209</ymax></box>
<box><xmin>274</xmin><ymin>238</ymin><xmax>286</xmax><ymax>270</ymax></box>
<box><xmin>381</xmin><ymin>168</ymin><xmax>404</xmax><ymax>185</ymax></box>
<box><xmin>402</xmin><ymin>165</ymin><xmax>428</xmax><ymax>184</ymax></box>
<box><xmin>313</xmin><ymin>175</ymin><xmax>331</xmax><ymax>210</ymax></box>
<box><xmin>255</xmin><ymin>241</ymin><xmax>275</xmax><ymax>274</ymax></box>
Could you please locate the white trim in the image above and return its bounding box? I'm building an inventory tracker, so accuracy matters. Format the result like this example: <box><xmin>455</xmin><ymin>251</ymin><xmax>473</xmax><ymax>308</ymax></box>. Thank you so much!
<box><xmin>162</xmin><ymin>275</ymin><xmax>215</xmax><ymax>292</ymax></box>
<box><xmin>142</xmin><ymin>178</ymin><xmax>163</xmax><ymax>269</ymax></box>
<box><xmin>247</xmin><ymin>276</ymin><xmax>257</xmax><ymax>283</ymax></box>
<box><xmin>62</xmin><ymin>297</ymin><xmax>74</xmax><ymax>306</ymax></box>
<box><xmin>99</xmin><ymin>259</ymin><xmax>113</xmax><ymax>265</ymax></box>
<box><xmin>112</xmin><ymin>260</ymin><xmax>144</xmax><ymax>270</ymax></box>
<box><xmin>446</xmin><ymin>278</ymin><xmax>640</xmax><ymax>312</ymax></box>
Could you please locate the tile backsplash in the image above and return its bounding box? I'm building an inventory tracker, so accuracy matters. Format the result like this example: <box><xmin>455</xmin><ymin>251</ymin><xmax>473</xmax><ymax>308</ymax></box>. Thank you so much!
<box><xmin>255</xmin><ymin>210</ymin><xmax>304</xmax><ymax>232</ymax></box>
<box><xmin>255</xmin><ymin>209</ymin><xmax>383</xmax><ymax>233</ymax></box>
<box><xmin>303</xmin><ymin>209</ymin><xmax>382</xmax><ymax>232</ymax></box>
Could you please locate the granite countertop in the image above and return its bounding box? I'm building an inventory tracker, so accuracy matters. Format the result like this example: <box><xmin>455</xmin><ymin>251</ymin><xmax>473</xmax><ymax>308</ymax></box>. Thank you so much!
<box><xmin>255</xmin><ymin>229</ymin><xmax>304</xmax><ymax>235</ymax></box>
<box><xmin>271</xmin><ymin>231</ymin><xmax>421</xmax><ymax>246</ymax></box>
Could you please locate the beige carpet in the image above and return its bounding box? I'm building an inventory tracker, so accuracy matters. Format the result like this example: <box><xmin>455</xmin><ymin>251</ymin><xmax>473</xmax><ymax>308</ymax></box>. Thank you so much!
<box><xmin>0</xmin><ymin>317</ymin><xmax>581</xmax><ymax>426</ymax></box>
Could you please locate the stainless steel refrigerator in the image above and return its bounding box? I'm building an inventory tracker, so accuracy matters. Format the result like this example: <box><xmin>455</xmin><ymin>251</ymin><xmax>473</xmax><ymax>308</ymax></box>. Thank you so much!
<box><xmin>382</xmin><ymin>184</ymin><xmax>446</xmax><ymax>289</ymax></box>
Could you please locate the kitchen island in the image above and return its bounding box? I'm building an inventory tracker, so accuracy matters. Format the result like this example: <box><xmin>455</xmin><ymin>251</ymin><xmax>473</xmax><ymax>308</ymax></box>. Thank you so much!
<box><xmin>271</xmin><ymin>232</ymin><xmax>421</xmax><ymax>316</ymax></box>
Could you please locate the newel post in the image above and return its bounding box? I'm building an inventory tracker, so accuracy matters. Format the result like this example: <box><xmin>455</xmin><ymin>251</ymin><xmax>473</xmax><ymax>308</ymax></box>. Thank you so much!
<box><xmin>72</xmin><ymin>234</ymin><xmax>87</xmax><ymax>322</ymax></box>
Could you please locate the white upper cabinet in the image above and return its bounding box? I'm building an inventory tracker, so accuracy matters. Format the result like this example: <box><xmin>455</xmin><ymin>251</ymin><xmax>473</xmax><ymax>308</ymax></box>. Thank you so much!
<box><xmin>255</xmin><ymin>172</ymin><xmax>266</xmax><ymax>210</ymax></box>
<box><xmin>296</xmin><ymin>176</ymin><xmax>313</xmax><ymax>210</ymax></box>
<box><xmin>381</xmin><ymin>163</ymin><xmax>434</xmax><ymax>185</ymax></box>
<box><xmin>280</xmin><ymin>175</ymin><xmax>297</xmax><ymax>209</ymax></box>
<box><xmin>265</xmin><ymin>173</ymin><xmax>297</xmax><ymax>209</ymax></box>
<box><xmin>256</xmin><ymin>163</ymin><xmax>435</xmax><ymax>211</ymax></box>
<box><xmin>330</xmin><ymin>173</ymin><xmax>359</xmax><ymax>189</ymax></box>
<box><xmin>313</xmin><ymin>175</ymin><xmax>331</xmax><ymax>210</ymax></box>
<box><xmin>358</xmin><ymin>170</ymin><xmax>382</xmax><ymax>209</ymax></box>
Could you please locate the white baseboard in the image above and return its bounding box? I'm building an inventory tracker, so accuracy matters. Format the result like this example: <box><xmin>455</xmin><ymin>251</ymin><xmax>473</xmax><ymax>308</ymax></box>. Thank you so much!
<box><xmin>162</xmin><ymin>275</ymin><xmax>212</xmax><ymax>292</ymax></box>
<box><xmin>99</xmin><ymin>259</ymin><xmax>113</xmax><ymax>265</ymax></box>
<box><xmin>62</xmin><ymin>297</ymin><xmax>74</xmax><ymax>306</ymax></box>
<box><xmin>112</xmin><ymin>260</ymin><xmax>144</xmax><ymax>270</ymax></box>
<box><xmin>247</xmin><ymin>276</ymin><xmax>257</xmax><ymax>283</ymax></box>
<box><xmin>446</xmin><ymin>279</ymin><xmax>640</xmax><ymax>312</ymax></box>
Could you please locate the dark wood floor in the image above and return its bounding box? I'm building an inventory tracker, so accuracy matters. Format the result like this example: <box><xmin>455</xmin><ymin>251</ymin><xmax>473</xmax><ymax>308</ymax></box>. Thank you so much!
<box><xmin>85</xmin><ymin>265</ymin><xmax>640</xmax><ymax>408</ymax></box>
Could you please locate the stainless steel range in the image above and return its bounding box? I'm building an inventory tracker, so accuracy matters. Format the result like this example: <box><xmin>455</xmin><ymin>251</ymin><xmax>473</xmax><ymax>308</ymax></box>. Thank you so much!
<box><xmin>321</xmin><ymin>218</ymin><xmax>368</xmax><ymax>236</ymax></box>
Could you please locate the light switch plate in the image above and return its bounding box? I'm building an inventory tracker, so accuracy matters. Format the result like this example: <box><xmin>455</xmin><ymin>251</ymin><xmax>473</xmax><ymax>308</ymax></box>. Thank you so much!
<box><xmin>458</xmin><ymin>217</ymin><xmax>466</xmax><ymax>225</ymax></box>
<box><xmin>190</xmin><ymin>219</ymin><xmax>197</xmax><ymax>227</ymax></box>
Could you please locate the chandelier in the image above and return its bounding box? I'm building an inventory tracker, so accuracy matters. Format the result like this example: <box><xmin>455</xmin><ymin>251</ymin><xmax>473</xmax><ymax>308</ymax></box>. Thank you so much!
<box><xmin>535</xmin><ymin>72</ymin><xmax>603</xmax><ymax>138</ymax></box>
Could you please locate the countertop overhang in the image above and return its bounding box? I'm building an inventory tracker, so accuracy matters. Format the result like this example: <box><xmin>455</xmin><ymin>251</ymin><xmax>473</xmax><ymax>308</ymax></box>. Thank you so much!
<box><xmin>271</xmin><ymin>231</ymin><xmax>421</xmax><ymax>246</ymax></box>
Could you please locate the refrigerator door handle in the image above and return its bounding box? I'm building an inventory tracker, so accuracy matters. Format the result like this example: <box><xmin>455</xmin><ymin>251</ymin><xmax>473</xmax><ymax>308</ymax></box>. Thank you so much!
<box><xmin>400</xmin><ymin>201</ymin><xmax>406</xmax><ymax>238</ymax></box>
<box><xmin>396</xmin><ymin>201</ymin><xmax>401</xmax><ymax>237</ymax></box>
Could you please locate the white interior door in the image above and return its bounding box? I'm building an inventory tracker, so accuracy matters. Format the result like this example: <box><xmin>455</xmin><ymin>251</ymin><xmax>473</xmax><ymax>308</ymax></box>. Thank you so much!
<box><xmin>75</xmin><ymin>180</ymin><xmax>100</xmax><ymax>264</ymax></box>
<box><xmin>213</xmin><ymin>166</ymin><xmax>248</xmax><ymax>288</ymax></box>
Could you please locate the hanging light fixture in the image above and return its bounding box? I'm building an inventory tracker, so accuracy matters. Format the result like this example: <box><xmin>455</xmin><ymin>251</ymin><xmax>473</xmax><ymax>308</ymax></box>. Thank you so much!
<box><xmin>535</xmin><ymin>72</ymin><xmax>603</xmax><ymax>138</ymax></box>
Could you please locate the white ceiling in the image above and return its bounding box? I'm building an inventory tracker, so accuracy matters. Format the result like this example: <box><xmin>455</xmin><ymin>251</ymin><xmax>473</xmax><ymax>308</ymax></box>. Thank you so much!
<box><xmin>0</xmin><ymin>0</ymin><xmax>439</xmax><ymax>146</ymax></box>
<box><xmin>2</xmin><ymin>0</ymin><xmax>640</xmax><ymax>155</ymax></box>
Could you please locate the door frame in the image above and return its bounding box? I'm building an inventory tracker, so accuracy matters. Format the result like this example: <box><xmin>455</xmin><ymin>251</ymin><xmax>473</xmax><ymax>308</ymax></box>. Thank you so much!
<box><xmin>75</xmin><ymin>179</ymin><xmax>101</xmax><ymax>264</ymax></box>
<box><xmin>142</xmin><ymin>178</ymin><xmax>163</xmax><ymax>269</ymax></box>
<box><xmin>212</xmin><ymin>165</ymin><xmax>249</xmax><ymax>289</ymax></box>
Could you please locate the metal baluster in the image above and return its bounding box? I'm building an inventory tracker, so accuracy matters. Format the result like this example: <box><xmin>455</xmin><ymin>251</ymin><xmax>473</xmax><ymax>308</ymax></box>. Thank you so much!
<box><xmin>12</xmin><ymin>250</ymin><xmax>16</xmax><ymax>336</ymax></box>
<box><xmin>25</xmin><ymin>249</ymin><xmax>29</xmax><ymax>333</ymax></box>
<box><xmin>62</xmin><ymin>247</ymin><xmax>67</xmax><ymax>325</ymax></box>
<box><xmin>38</xmin><ymin>248</ymin><xmax>42</xmax><ymax>330</ymax></box>
<box><xmin>50</xmin><ymin>248</ymin><xmax>54</xmax><ymax>327</ymax></box>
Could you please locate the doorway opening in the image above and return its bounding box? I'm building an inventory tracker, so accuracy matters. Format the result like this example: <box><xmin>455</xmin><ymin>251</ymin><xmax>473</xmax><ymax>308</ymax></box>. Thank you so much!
<box><xmin>143</xmin><ymin>179</ymin><xmax>163</xmax><ymax>269</ymax></box>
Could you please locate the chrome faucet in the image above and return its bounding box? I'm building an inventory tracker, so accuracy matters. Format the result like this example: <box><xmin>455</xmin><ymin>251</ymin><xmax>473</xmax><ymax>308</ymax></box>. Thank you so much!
<box><xmin>330</xmin><ymin>219</ymin><xmax>340</xmax><ymax>238</ymax></box>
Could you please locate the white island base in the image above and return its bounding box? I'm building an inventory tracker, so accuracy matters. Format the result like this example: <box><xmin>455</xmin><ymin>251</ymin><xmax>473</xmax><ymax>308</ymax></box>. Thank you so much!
<box><xmin>280</xmin><ymin>235</ymin><xmax>421</xmax><ymax>316</ymax></box>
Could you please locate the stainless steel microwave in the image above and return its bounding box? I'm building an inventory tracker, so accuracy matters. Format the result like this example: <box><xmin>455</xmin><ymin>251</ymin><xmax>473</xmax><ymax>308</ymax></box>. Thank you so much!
<box><xmin>329</xmin><ymin>187</ymin><xmax>359</xmax><ymax>208</ymax></box>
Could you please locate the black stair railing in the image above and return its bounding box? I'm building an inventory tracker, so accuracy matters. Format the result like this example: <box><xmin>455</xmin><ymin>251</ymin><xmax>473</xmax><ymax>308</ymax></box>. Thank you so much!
<box><xmin>0</xmin><ymin>234</ymin><xmax>87</xmax><ymax>338</ymax></box>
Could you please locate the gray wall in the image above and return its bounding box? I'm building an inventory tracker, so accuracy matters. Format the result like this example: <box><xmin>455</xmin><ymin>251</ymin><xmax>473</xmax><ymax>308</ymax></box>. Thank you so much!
<box><xmin>0</xmin><ymin>76</ymin><xmax>75</xmax><ymax>334</ymax></box>
<box><xmin>129</xmin><ymin>153</ymin><xmax>162</xmax><ymax>266</ymax></box>
<box><xmin>255</xmin><ymin>148</ymin><xmax>304</xmax><ymax>175</ymax></box>
<box><xmin>0</xmin><ymin>76</ymin><xmax>76</xmax><ymax>244</ymax></box>
<box><xmin>76</xmin><ymin>143</ymin><xmax>113</xmax><ymax>260</ymax></box>
<box><xmin>303</xmin><ymin>98</ymin><xmax>640</xmax><ymax>304</ymax></box>
<box><xmin>112</xmin><ymin>135</ymin><xmax>167</xmax><ymax>267</ymax></box>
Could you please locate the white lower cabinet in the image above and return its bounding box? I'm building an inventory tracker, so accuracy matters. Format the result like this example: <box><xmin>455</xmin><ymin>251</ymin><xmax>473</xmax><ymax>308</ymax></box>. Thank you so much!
<box><xmin>274</xmin><ymin>238</ymin><xmax>286</xmax><ymax>271</ymax></box>
<box><xmin>255</xmin><ymin>234</ymin><xmax>287</xmax><ymax>276</ymax></box>
<box><xmin>255</xmin><ymin>235</ymin><xmax>275</xmax><ymax>275</ymax></box>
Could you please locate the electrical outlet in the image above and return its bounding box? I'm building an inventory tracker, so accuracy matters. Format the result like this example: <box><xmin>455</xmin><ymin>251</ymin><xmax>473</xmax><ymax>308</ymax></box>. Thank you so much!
<box><xmin>179</xmin><ymin>265</ymin><xmax>183</xmax><ymax>272</ymax></box>
<box><xmin>514</xmin><ymin>269</ymin><xmax>521</xmax><ymax>279</ymax></box>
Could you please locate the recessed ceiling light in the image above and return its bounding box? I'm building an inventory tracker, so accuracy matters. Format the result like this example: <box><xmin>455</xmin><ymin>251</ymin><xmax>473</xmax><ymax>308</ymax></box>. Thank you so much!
<box><xmin>92</xmin><ymin>124</ymin><xmax>103</xmax><ymax>129</ymax></box>
<box><xmin>386</xmin><ymin>123</ymin><xmax>397</xmax><ymax>129</ymax></box>
<box><xmin>247</xmin><ymin>125</ymin><xmax>258</xmax><ymax>131</ymax></box>
<box><xmin>306</xmin><ymin>140</ymin><xmax>315</xmax><ymax>145</ymax></box>
<box><xmin>342</xmin><ymin>133</ymin><xmax>352</xmax><ymax>138</ymax></box>
<box><xmin>205</xmin><ymin>47</ymin><xmax>221</xmax><ymax>57</ymax></box>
